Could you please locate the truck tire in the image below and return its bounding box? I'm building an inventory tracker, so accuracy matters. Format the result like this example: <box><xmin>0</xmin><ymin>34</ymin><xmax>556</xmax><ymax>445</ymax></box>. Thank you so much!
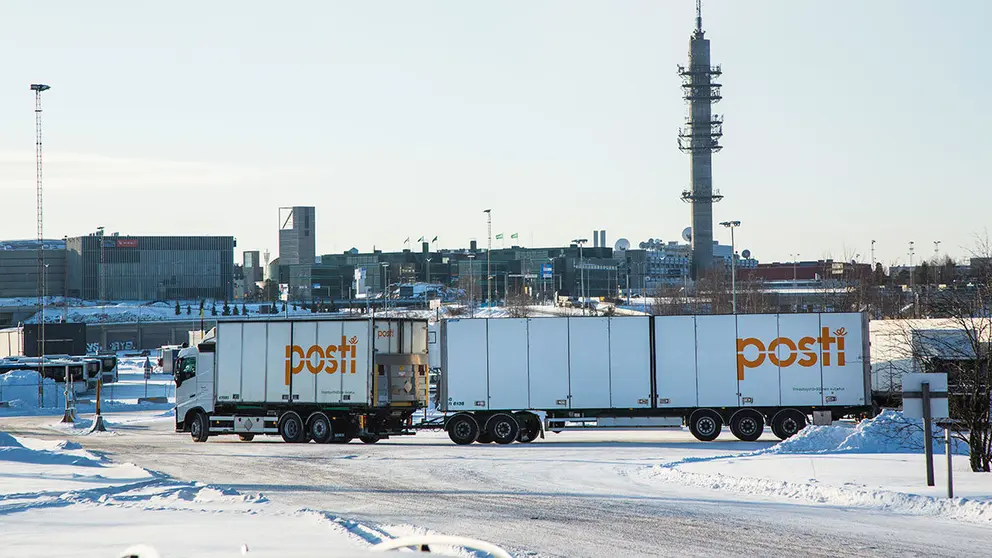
<box><xmin>238</xmin><ymin>434</ymin><xmax>254</xmax><ymax>442</ymax></box>
<box><xmin>515</xmin><ymin>412</ymin><xmax>541</xmax><ymax>443</ymax></box>
<box><xmin>446</xmin><ymin>414</ymin><xmax>480</xmax><ymax>445</ymax></box>
<box><xmin>278</xmin><ymin>411</ymin><xmax>306</xmax><ymax>443</ymax></box>
<box><xmin>688</xmin><ymin>409</ymin><xmax>723</xmax><ymax>442</ymax></box>
<box><xmin>486</xmin><ymin>413</ymin><xmax>520</xmax><ymax>445</ymax></box>
<box><xmin>771</xmin><ymin>409</ymin><xmax>807</xmax><ymax>440</ymax></box>
<box><xmin>729</xmin><ymin>409</ymin><xmax>765</xmax><ymax>442</ymax></box>
<box><xmin>189</xmin><ymin>411</ymin><xmax>209</xmax><ymax>443</ymax></box>
<box><xmin>475</xmin><ymin>433</ymin><xmax>493</xmax><ymax>444</ymax></box>
<box><xmin>308</xmin><ymin>413</ymin><xmax>333</xmax><ymax>444</ymax></box>
<box><xmin>359</xmin><ymin>434</ymin><xmax>380</xmax><ymax>444</ymax></box>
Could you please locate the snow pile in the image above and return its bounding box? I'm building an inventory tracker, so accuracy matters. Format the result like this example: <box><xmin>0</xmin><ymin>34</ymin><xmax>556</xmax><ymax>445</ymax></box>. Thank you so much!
<box><xmin>765</xmin><ymin>410</ymin><xmax>969</xmax><ymax>456</ymax></box>
<box><xmin>651</xmin><ymin>467</ymin><xmax>992</xmax><ymax>524</ymax></box>
<box><xmin>0</xmin><ymin>431</ymin><xmax>24</xmax><ymax>447</ymax></box>
<box><xmin>0</xmin><ymin>370</ymin><xmax>62</xmax><ymax>408</ymax></box>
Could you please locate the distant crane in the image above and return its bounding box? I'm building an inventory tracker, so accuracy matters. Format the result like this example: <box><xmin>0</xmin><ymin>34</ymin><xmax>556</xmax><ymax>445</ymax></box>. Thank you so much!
<box><xmin>31</xmin><ymin>83</ymin><xmax>50</xmax><ymax>361</ymax></box>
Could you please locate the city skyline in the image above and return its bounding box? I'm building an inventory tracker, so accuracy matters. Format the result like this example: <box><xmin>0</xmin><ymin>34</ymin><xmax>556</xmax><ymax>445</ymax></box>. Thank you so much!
<box><xmin>0</xmin><ymin>1</ymin><xmax>988</xmax><ymax>267</ymax></box>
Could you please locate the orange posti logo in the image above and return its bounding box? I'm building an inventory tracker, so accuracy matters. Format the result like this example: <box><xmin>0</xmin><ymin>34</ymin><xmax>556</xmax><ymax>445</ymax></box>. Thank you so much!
<box><xmin>736</xmin><ymin>327</ymin><xmax>847</xmax><ymax>381</ymax></box>
<box><xmin>285</xmin><ymin>336</ymin><xmax>360</xmax><ymax>385</ymax></box>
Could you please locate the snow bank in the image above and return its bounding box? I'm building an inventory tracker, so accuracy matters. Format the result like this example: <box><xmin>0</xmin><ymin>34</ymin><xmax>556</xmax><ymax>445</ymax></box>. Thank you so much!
<box><xmin>652</xmin><ymin>467</ymin><xmax>992</xmax><ymax>525</ymax></box>
<box><xmin>0</xmin><ymin>370</ymin><xmax>63</xmax><ymax>408</ymax></box>
<box><xmin>765</xmin><ymin>410</ymin><xmax>969</xmax><ymax>456</ymax></box>
<box><xmin>0</xmin><ymin>431</ymin><xmax>24</xmax><ymax>448</ymax></box>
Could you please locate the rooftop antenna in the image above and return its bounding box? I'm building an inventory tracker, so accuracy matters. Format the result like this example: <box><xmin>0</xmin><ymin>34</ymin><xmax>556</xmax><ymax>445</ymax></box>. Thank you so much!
<box><xmin>695</xmin><ymin>0</ymin><xmax>703</xmax><ymax>34</ymax></box>
<box><xmin>31</xmin><ymin>83</ymin><xmax>50</xmax><ymax>369</ymax></box>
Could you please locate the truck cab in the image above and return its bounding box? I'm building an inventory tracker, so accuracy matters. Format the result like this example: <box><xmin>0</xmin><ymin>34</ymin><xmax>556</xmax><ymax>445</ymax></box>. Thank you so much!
<box><xmin>174</xmin><ymin>339</ymin><xmax>214</xmax><ymax>432</ymax></box>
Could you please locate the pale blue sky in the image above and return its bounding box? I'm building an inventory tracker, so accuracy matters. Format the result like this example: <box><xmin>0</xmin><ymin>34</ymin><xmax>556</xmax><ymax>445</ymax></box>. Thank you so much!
<box><xmin>0</xmin><ymin>1</ymin><xmax>988</xmax><ymax>266</ymax></box>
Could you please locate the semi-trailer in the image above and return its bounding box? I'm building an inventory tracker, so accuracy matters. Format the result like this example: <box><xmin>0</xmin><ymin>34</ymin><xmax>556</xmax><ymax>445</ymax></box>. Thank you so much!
<box><xmin>438</xmin><ymin>313</ymin><xmax>871</xmax><ymax>444</ymax></box>
<box><xmin>175</xmin><ymin>318</ymin><xmax>430</xmax><ymax>443</ymax></box>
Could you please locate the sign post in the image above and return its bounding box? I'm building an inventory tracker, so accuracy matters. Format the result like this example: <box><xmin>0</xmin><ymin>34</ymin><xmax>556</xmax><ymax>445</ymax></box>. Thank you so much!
<box><xmin>902</xmin><ymin>373</ymin><xmax>949</xmax><ymax>492</ymax></box>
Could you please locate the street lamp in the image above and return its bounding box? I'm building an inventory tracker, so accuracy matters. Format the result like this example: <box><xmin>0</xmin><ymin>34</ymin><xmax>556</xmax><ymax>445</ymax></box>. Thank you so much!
<box><xmin>790</xmin><ymin>253</ymin><xmax>799</xmax><ymax>284</ymax></box>
<box><xmin>572</xmin><ymin>238</ymin><xmax>588</xmax><ymax>314</ymax></box>
<box><xmin>719</xmin><ymin>221</ymin><xmax>741</xmax><ymax>314</ymax></box>
<box><xmin>380</xmin><ymin>262</ymin><xmax>389</xmax><ymax>312</ymax></box>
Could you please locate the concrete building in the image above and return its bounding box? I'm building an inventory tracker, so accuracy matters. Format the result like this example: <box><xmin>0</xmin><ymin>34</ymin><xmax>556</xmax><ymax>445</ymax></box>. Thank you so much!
<box><xmin>65</xmin><ymin>234</ymin><xmax>235</xmax><ymax>301</ymax></box>
<box><xmin>278</xmin><ymin>206</ymin><xmax>315</xmax><ymax>266</ymax></box>
<box><xmin>0</xmin><ymin>240</ymin><xmax>66</xmax><ymax>299</ymax></box>
<box><xmin>242</xmin><ymin>250</ymin><xmax>263</xmax><ymax>285</ymax></box>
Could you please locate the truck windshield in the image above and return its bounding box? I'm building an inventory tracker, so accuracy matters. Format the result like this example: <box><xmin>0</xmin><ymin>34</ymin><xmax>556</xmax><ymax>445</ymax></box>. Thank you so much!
<box><xmin>176</xmin><ymin>357</ymin><xmax>196</xmax><ymax>386</ymax></box>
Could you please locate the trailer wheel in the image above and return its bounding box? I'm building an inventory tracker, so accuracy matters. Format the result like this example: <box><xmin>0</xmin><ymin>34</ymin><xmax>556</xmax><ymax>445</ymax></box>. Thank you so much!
<box><xmin>446</xmin><ymin>414</ymin><xmax>479</xmax><ymax>445</ymax></box>
<box><xmin>278</xmin><ymin>411</ymin><xmax>306</xmax><ymax>443</ymax></box>
<box><xmin>729</xmin><ymin>409</ymin><xmax>765</xmax><ymax>442</ymax></box>
<box><xmin>771</xmin><ymin>409</ymin><xmax>807</xmax><ymax>440</ymax></box>
<box><xmin>514</xmin><ymin>412</ymin><xmax>541</xmax><ymax>443</ymax></box>
<box><xmin>308</xmin><ymin>413</ymin><xmax>333</xmax><ymax>444</ymax></box>
<box><xmin>688</xmin><ymin>409</ymin><xmax>723</xmax><ymax>442</ymax></box>
<box><xmin>189</xmin><ymin>411</ymin><xmax>209</xmax><ymax>443</ymax></box>
<box><xmin>359</xmin><ymin>434</ymin><xmax>380</xmax><ymax>444</ymax></box>
<box><xmin>487</xmin><ymin>413</ymin><xmax>520</xmax><ymax>445</ymax></box>
<box><xmin>238</xmin><ymin>434</ymin><xmax>254</xmax><ymax>442</ymax></box>
<box><xmin>475</xmin><ymin>433</ymin><xmax>493</xmax><ymax>444</ymax></box>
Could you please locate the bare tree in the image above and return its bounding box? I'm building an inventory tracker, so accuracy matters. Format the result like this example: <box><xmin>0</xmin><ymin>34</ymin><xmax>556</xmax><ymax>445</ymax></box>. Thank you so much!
<box><xmin>505</xmin><ymin>293</ymin><xmax>533</xmax><ymax>318</ymax></box>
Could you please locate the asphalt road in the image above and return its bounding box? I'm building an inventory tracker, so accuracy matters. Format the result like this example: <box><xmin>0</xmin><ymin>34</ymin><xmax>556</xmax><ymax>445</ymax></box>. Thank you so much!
<box><xmin>2</xmin><ymin>414</ymin><xmax>990</xmax><ymax>558</ymax></box>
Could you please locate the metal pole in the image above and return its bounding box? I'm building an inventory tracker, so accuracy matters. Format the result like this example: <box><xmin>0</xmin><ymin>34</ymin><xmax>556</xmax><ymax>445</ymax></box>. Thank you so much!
<box><xmin>485</xmin><ymin>209</ymin><xmax>492</xmax><ymax>306</ymax></box>
<box><xmin>922</xmin><ymin>381</ymin><xmax>935</xmax><ymax>487</ymax></box>
<box><xmin>730</xmin><ymin>227</ymin><xmax>737</xmax><ymax>314</ymax></box>
<box><xmin>945</xmin><ymin>426</ymin><xmax>954</xmax><ymax>498</ymax></box>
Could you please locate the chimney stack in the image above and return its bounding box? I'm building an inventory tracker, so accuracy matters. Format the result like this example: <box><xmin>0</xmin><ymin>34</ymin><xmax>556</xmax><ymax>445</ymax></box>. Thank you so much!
<box><xmin>470</xmin><ymin>240</ymin><xmax>477</xmax><ymax>251</ymax></box>
<box><xmin>593</xmin><ymin>231</ymin><xmax>600</xmax><ymax>248</ymax></box>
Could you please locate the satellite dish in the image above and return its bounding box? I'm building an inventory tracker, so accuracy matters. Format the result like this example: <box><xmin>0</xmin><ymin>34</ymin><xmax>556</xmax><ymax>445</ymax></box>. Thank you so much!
<box><xmin>681</xmin><ymin>227</ymin><xmax>692</xmax><ymax>242</ymax></box>
<box><xmin>741</xmin><ymin>249</ymin><xmax>751</xmax><ymax>259</ymax></box>
<box><xmin>615</xmin><ymin>238</ymin><xmax>630</xmax><ymax>251</ymax></box>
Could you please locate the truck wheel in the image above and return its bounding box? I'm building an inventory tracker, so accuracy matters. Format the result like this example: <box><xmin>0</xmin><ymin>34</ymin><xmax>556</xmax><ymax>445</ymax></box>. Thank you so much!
<box><xmin>771</xmin><ymin>409</ymin><xmax>807</xmax><ymax>440</ymax></box>
<box><xmin>278</xmin><ymin>411</ymin><xmax>305</xmax><ymax>443</ymax></box>
<box><xmin>729</xmin><ymin>409</ymin><xmax>765</xmax><ymax>442</ymax></box>
<box><xmin>446</xmin><ymin>414</ymin><xmax>480</xmax><ymax>445</ymax></box>
<box><xmin>238</xmin><ymin>434</ymin><xmax>254</xmax><ymax>442</ymax></box>
<box><xmin>475</xmin><ymin>433</ymin><xmax>493</xmax><ymax>444</ymax></box>
<box><xmin>688</xmin><ymin>409</ymin><xmax>723</xmax><ymax>442</ymax></box>
<box><xmin>359</xmin><ymin>434</ymin><xmax>380</xmax><ymax>444</ymax></box>
<box><xmin>308</xmin><ymin>413</ymin><xmax>333</xmax><ymax>444</ymax></box>
<box><xmin>189</xmin><ymin>411</ymin><xmax>209</xmax><ymax>443</ymax></box>
<box><xmin>487</xmin><ymin>413</ymin><xmax>520</xmax><ymax>445</ymax></box>
<box><xmin>515</xmin><ymin>412</ymin><xmax>541</xmax><ymax>443</ymax></box>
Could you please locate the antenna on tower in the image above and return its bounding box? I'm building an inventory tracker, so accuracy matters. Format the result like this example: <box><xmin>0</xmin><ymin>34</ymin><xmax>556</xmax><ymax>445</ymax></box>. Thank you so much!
<box><xmin>696</xmin><ymin>0</ymin><xmax>703</xmax><ymax>33</ymax></box>
<box><xmin>31</xmin><ymin>83</ymin><xmax>50</xmax><ymax>365</ymax></box>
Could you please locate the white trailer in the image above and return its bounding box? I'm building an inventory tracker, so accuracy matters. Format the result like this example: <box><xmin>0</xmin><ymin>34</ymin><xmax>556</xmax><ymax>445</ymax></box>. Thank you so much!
<box><xmin>439</xmin><ymin>313</ymin><xmax>871</xmax><ymax>444</ymax></box>
<box><xmin>175</xmin><ymin>318</ymin><xmax>430</xmax><ymax>443</ymax></box>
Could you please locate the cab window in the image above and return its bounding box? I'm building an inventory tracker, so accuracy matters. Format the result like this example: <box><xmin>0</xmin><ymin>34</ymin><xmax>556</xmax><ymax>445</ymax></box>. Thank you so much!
<box><xmin>176</xmin><ymin>357</ymin><xmax>197</xmax><ymax>386</ymax></box>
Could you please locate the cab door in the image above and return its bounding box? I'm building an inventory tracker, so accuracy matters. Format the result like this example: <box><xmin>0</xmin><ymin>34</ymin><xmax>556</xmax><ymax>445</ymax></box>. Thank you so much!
<box><xmin>175</xmin><ymin>356</ymin><xmax>199</xmax><ymax>423</ymax></box>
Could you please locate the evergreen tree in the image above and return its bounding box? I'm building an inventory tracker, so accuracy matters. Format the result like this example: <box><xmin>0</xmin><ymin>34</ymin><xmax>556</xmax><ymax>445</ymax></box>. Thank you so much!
<box><xmin>292</xmin><ymin>303</ymin><xmax>298</xmax><ymax>311</ymax></box>
<box><xmin>211</xmin><ymin>303</ymin><xmax>218</xmax><ymax>316</ymax></box>
<box><xmin>282</xmin><ymin>301</ymin><xmax>287</xmax><ymax>312</ymax></box>
<box><xmin>186</xmin><ymin>304</ymin><xmax>191</xmax><ymax>315</ymax></box>
<box><xmin>241</xmin><ymin>303</ymin><xmax>248</xmax><ymax>315</ymax></box>
<box><xmin>233</xmin><ymin>305</ymin><xmax>240</xmax><ymax>316</ymax></box>
<box><xmin>222</xmin><ymin>300</ymin><xmax>231</xmax><ymax>316</ymax></box>
<box><xmin>174</xmin><ymin>301</ymin><xmax>181</xmax><ymax>315</ymax></box>
<box><xmin>199</xmin><ymin>299</ymin><xmax>205</xmax><ymax>312</ymax></box>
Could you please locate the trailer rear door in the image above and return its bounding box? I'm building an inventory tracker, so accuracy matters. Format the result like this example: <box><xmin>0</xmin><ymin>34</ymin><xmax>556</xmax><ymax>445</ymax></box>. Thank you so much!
<box><xmin>819</xmin><ymin>313</ymin><xmax>867</xmax><ymax>406</ymax></box>
<box><xmin>442</xmin><ymin>319</ymin><xmax>489</xmax><ymax>411</ymax></box>
<box><xmin>568</xmin><ymin>317</ymin><xmax>611</xmax><ymax>409</ymax></box>
<box><xmin>487</xmin><ymin>318</ymin><xmax>529</xmax><ymax>410</ymax></box>
<box><xmin>608</xmin><ymin>317</ymin><xmax>651</xmax><ymax>408</ymax></box>
<box><xmin>527</xmin><ymin>317</ymin><xmax>570</xmax><ymax>410</ymax></box>
<box><xmin>694</xmin><ymin>315</ymin><xmax>739</xmax><ymax>408</ymax></box>
<box><xmin>654</xmin><ymin>316</ymin><xmax>698</xmax><ymax>409</ymax></box>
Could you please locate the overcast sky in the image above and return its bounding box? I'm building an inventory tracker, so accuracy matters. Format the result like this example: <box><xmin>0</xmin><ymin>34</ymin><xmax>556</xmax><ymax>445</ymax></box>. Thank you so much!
<box><xmin>0</xmin><ymin>1</ymin><xmax>987</xmax><ymax>266</ymax></box>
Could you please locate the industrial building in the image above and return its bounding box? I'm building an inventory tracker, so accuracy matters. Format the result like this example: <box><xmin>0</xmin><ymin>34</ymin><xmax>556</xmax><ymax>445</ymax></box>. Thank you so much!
<box><xmin>65</xmin><ymin>233</ymin><xmax>235</xmax><ymax>301</ymax></box>
<box><xmin>0</xmin><ymin>240</ymin><xmax>66</xmax><ymax>299</ymax></box>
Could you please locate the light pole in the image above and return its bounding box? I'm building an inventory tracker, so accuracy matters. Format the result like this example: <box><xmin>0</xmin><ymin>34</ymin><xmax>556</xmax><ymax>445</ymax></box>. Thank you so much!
<box><xmin>870</xmin><ymin>240</ymin><xmax>876</xmax><ymax>268</ymax></box>
<box><xmin>572</xmin><ymin>238</ymin><xmax>588</xmax><ymax>314</ymax></box>
<box><xmin>790</xmin><ymin>253</ymin><xmax>799</xmax><ymax>285</ymax></box>
<box><xmin>719</xmin><ymin>221</ymin><xmax>741</xmax><ymax>314</ymax></box>
<box><xmin>484</xmin><ymin>209</ymin><xmax>492</xmax><ymax>306</ymax></box>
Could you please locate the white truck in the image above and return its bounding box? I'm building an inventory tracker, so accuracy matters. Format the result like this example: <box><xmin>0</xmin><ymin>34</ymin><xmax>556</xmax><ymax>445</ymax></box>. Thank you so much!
<box><xmin>438</xmin><ymin>313</ymin><xmax>871</xmax><ymax>444</ymax></box>
<box><xmin>175</xmin><ymin>318</ymin><xmax>429</xmax><ymax>443</ymax></box>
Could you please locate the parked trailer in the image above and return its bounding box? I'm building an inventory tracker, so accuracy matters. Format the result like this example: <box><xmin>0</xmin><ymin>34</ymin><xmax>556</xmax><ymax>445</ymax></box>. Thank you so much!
<box><xmin>175</xmin><ymin>318</ymin><xmax>430</xmax><ymax>443</ymax></box>
<box><xmin>438</xmin><ymin>313</ymin><xmax>871</xmax><ymax>444</ymax></box>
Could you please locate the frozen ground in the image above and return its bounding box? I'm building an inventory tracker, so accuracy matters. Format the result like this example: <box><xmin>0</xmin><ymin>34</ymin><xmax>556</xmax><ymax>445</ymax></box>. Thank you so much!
<box><xmin>2</xmin><ymin>413</ymin><xmax>991</xmax><ymax>558</ymax></box>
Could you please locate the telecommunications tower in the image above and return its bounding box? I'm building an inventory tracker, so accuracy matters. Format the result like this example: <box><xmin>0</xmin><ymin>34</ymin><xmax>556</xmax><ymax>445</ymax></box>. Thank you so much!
<box><xmin>31</xmin><ymin>83</ymin><xmax>50</xmax><ymax>358</ymax></box>
<box><xmin>678</xmin><ymin>1</ymin><xmax>723</xmax><ymax>279</ymax></box>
